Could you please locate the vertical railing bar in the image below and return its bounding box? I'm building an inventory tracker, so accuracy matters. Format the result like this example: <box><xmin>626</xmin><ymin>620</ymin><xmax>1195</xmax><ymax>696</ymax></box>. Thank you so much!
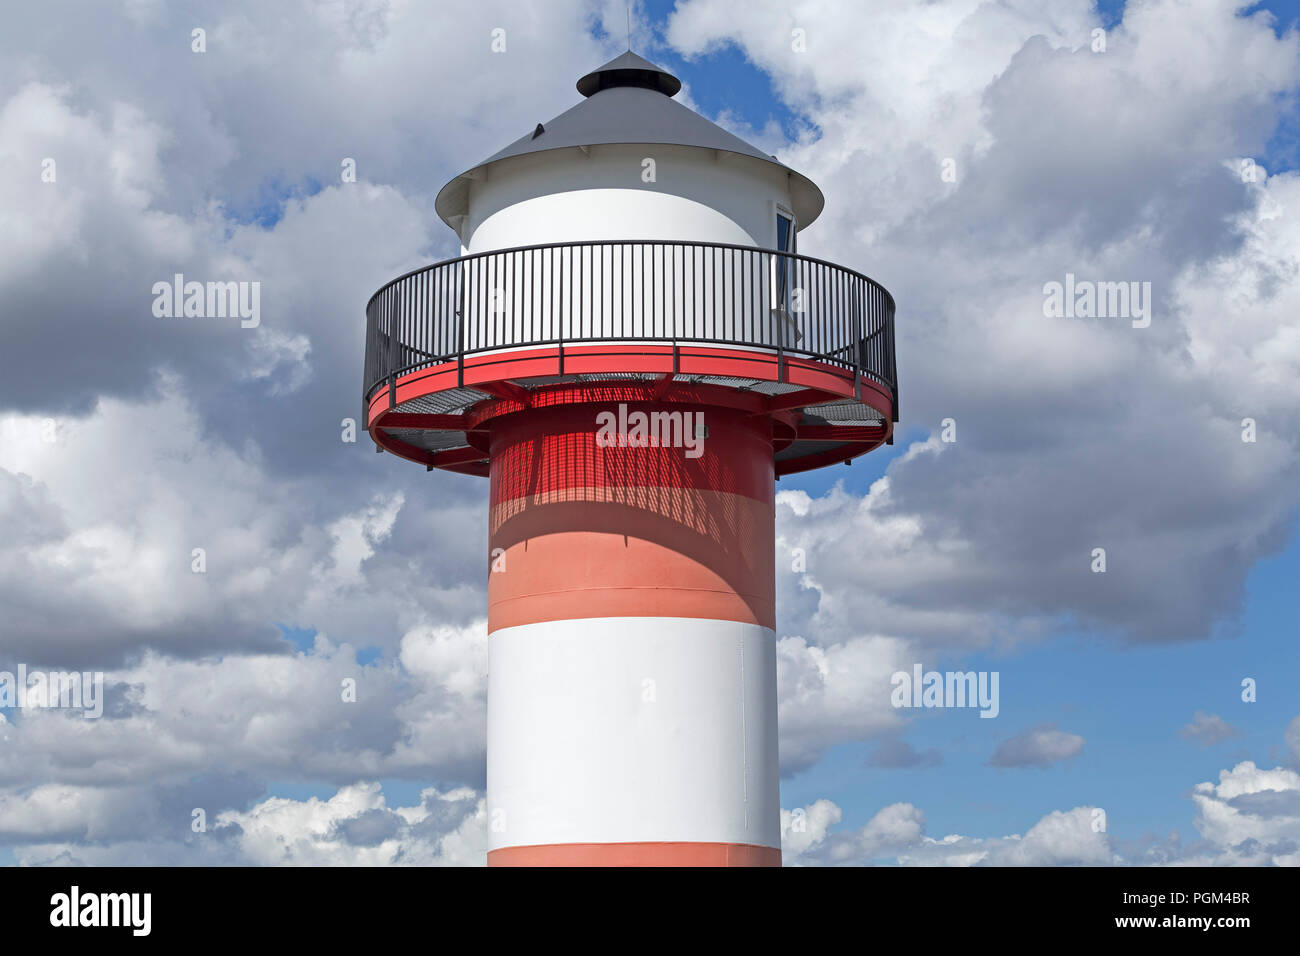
<box><xmin>385</xmin><ymin>287</ymin><xmax>395</xmax><ymax>408</ymax></box>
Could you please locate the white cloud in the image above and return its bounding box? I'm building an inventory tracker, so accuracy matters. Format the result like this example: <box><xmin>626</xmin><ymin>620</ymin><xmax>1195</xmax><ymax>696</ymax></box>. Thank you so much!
<box><xmin>782</xmin><ymin>800</ymin><xmax>1114</xmax><ymax>867</ymax></box>
<box><xmin>0</xmin><ymin>628</ymin><xmax>486</xmax><ymax>793</ymax></box>
<box><xmin>216</xmin><ymin>782</ymin><xmax>486</xmax><ymax>867</ymax></box>
<box><xmin>0</xmin><ymin>383</ymin><xmax>481</xmax><ymax>664</ymax></box>
<box><xmin>13</xmin><ymin>782</ymin><xmax>487</xmax><ymax>867</ymax></box>
<box><xmin>1180</xmin><ymin>711</ymin><xmax>1242</xmax><ymax>747</ymax></box>
<box><xmin>990</xmin><ymin>724</ymin><xmax>1086</xmax><ymax>768</ymax></box>
<box><xmin>1187</xmin><ymin>762</ymin><xmax>1300</xmax><ymax>864</ymax></box>
<box><xmin>775</xmin><ymin>632</ymin><xmax>912</xmax><ymax>773</ymax></box>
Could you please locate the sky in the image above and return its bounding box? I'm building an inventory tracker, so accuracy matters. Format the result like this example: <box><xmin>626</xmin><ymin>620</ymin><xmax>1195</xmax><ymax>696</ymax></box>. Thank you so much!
<box><xmin>0</xmin><ymin>0</ymin><xmax>1298</xmax><ymax>866</ymax></box>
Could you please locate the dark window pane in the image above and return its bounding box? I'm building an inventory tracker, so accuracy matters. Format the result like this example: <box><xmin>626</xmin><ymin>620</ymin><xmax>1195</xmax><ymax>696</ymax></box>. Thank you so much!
<box><xmin>776</xmin><ymin>214</ymin><xmax>792</xmax><ymax>252</ymax></box>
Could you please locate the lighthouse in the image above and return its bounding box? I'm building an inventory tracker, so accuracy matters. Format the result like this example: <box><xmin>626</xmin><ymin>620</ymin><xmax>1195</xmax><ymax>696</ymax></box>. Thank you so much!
<box><xmin>362</xmin><ymin>51</ymin><xmax>897</xmax><ymax>866</ymax></box>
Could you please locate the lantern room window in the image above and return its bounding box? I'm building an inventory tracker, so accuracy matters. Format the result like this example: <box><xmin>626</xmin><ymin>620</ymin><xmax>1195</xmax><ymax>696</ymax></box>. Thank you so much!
<box><xmin>775</xmin><ymin>208</ymin><xmax>796</xmax><ymax>316</ymax></box>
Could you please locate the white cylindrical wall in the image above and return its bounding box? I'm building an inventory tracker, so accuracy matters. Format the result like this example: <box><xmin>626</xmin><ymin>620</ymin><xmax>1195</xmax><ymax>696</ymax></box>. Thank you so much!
<box><xmin>451</xmin><ymin>145</ymin><xmax>801</xmax><ymax>351</ymax></box>
<box><xmin>463</xmin><ymin>144</ymin><xmax>795</xmax><ymax>252</ymax></box>
<box><xmin>487</xmin><ymin>615</ymin><xmax>780</xmax><ymax>853</ymax></box>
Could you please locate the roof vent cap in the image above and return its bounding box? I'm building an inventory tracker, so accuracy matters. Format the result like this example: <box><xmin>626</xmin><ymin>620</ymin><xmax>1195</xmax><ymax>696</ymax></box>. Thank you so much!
<box><xmin>576</xmin><ymin>51</ymin><xmax>682</xmax><ymax>98</ymax></box>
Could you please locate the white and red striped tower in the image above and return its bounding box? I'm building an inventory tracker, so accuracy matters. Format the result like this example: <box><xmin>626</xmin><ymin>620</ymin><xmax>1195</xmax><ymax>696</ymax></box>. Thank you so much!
<box><xmin>362</xmin><ymin>52</ymin><xmax>897</xmax><ymax>866</ymax></box>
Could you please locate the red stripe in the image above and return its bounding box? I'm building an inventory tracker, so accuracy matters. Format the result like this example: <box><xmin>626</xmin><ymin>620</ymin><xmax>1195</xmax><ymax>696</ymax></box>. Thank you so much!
<box><xmin>488</xmin><ymin>842</ymin><xmax>781</xmax><ymax>867</ymax></box>
<box><xmin>488</xmin><ymin>491</ymin><xmax>775</xmax><ymax>631</ymax></box>
<box><xmin>487</xmin><ymin>402</ymin><xmax>775</xmax><ymax>630</ymax></box>
<box><xmin>489</xmin><ymin>402</ymin><xmax>773</xmax><ymax>507</ymax></box>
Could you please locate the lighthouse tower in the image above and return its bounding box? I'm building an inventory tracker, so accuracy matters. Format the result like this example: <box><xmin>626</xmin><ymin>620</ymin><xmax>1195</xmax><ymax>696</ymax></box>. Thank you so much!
<box><xmin>362</xmin><ymin>52</ymin><xmax>897</xmax><ymax>866</ymax></box>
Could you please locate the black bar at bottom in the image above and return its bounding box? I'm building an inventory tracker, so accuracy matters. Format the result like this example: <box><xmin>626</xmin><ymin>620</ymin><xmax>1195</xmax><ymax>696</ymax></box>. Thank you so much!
<box><xmin>0</xmin><ymin>864</ymin><xmax>1282</xmax><ymax>942</ymax></box>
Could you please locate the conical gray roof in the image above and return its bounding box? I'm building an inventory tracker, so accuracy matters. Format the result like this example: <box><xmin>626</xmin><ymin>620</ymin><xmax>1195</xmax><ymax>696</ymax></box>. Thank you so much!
<box><xmin>435</xmin><ymin>52</ymin><xmax>824</xmax><ymax>233</ymax></box>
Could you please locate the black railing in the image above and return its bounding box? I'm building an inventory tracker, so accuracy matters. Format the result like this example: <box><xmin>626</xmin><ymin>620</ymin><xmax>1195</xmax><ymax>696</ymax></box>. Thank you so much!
<box><xmin>363</xmin><ymin>239</ymin><xmax>896</xmax><ymax>419</ymax></box>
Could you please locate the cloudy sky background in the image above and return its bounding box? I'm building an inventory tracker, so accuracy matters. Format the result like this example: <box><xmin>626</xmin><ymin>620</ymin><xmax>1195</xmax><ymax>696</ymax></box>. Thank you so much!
<box><xmin>1</xmin><ymin>0</ymin><xmax>1298</xmax><ymax>865</ymax></box>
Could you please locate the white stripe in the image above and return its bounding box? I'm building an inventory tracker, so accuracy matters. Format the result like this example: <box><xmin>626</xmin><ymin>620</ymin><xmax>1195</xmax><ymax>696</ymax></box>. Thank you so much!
<box><xmin>488</xmin><ymin>616</ymin><xmax>779</xmax><ymax>850</ymax></box>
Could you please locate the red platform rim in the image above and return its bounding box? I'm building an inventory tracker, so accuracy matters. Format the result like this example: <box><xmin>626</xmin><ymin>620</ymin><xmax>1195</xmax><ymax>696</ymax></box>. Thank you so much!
<box><xmin>366</xmin><ymin>343</ymin><xmax>894</xmax><ymax>478</ymax></box>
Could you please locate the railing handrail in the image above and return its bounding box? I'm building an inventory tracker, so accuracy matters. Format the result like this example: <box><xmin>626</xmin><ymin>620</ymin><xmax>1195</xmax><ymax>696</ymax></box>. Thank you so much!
<box><xmin>366</xmin><ymin>238</ymin><xmax>896</xmax><ymax>314</ymax></box>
